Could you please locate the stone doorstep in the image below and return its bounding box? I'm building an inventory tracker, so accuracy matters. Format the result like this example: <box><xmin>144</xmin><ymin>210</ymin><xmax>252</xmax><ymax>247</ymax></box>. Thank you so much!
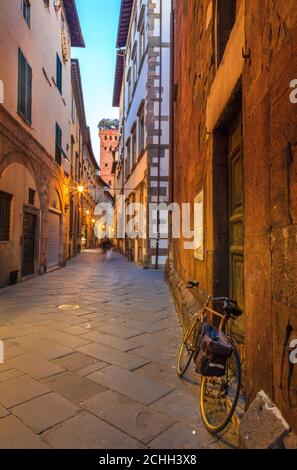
<box><xmin>284</xmin><ymin>431</ymin><xmax>297</xmax><ymax>449</ymax></box>
<box><xmin>239</xmin><ymin>391</ymin><xmax>291</xmax><ymax>449</ymax></box>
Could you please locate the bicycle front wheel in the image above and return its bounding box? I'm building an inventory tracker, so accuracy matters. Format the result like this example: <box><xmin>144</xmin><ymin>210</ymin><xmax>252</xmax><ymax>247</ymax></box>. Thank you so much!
<box><xmin>200</xmin><ymin>344</ymin><xmax>241</xmax><ymax>434</ymax></box>
<box><xmin>177</xmin><ymin>316</ymin><xmax>199</xmax><ymax>377</ymax></box>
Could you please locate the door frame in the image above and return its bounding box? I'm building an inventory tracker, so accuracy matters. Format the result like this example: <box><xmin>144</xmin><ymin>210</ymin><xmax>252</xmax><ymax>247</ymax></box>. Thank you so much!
<box><xmin>21</xmin><ymin>205</ymin><xmax>40</xmax><ymax>279</ymax></box>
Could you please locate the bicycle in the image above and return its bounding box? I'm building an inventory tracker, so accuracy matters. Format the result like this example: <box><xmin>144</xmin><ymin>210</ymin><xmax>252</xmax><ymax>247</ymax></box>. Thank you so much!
<box><xmin>177</xmin><ymin>280</ymin><xmax>242</xmax><ymax>434</ymax></box>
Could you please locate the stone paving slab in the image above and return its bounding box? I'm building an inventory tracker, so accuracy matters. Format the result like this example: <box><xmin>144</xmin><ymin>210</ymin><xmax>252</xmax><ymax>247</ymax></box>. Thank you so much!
<box><xmin>87</xmin><ymin>365</ymin><xmax>173</xmax><ymax>406</ymax></box>
<box><xmin>18</xmin><ymin>338</ymin><xmax>73</xmax><ymax>360</ymax></box>
<box><xmin>78</xmin><ymin>343</ymin><xmax>150</xmax><ymax>371</ymax></box>
<box><xmin>11</xmin><ymin>392</ymin><xmax>78</xmax><ymax>434</ymax></box>
<box><xmin>0</xmin><ymin>404</ymin><xmax>9</xmax><ymax>418</ymax></box>
<box><xmin>53</xmin><ymin>352</ymin><xmax>99</xmax><ymax>371</ymax></box>
<box><xmin>42</xmin><ymin>412</ymin><xmax>146</xmax><ymax>449</ymax></box>
<box><xmin>0</xmin><ymin>368</ymin><xmax>24</xmax><ymax>382</ymax></box>
<box><xmin>98</xmin><ymin>324</ymin><xmax>142</xmax><ymax>340</ymax></box>
<box><xmin>0</xmin><ymin>375</ymin><xmax>49</xmax><ymax>408</ymax></box>
<box><xmin>134</xmin><ymin>345</ymin><xmax>177</xmax><ymax>366</ymax></box>
<box><xmin>148</xmin><ymin>422</ymin><xmax>212</xmax><ymax>449</ymax></box>
<box><xmin>0</xmin><ymin>363</ymin><xmax>12</xmax><ymax>373</ymax></box>
<box><xmin>134</xmin><ymin>361</ymin><xmax>199</xmax><ymax>392</ymax></box>
<box><xmin>9</xmin><ymin>353</ymin><xmax>65</xmax><ymax>380</ymax></box>
<box><xmin>82</xmin><ymin>331</ymin><xmax>140</xmax><ymax>352</ymax></box>
<box><xmin>57</xmin><ymin>325</ymin><xmax>92</xmax><ymax>336</ymax></box>
<box><xmin>43</xmin><ymin>371</ymin><xmax>107</xmax><ymax>404</ymax></box>
<box><xmin>150</xmin><ymin>389</ymin><xmax>205</xmax><ymax>430</ymax></box>
<box><xmin>0</xmin><ymin>415</ymin><xmax>50</xmax><ymax>449</ymax></box>
<box><xmin>42</xmin><ymin>330</ymin><xmax>90</xmax><ymax>349</ymax></box>
<box><xmin>83</xmin><ymin>390</ymin><xmax>176</xmax><ymax>444</ymax></box>
<box><xmin>77</xmin><ymin>361</ymin><xmax>109</xmax><ymax>377</ymax></box>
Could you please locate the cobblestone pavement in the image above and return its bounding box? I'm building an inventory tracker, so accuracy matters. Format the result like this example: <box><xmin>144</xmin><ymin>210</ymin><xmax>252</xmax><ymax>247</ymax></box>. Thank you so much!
<box><xmin>0</xmin><ymin>251</ymin><xmax>237</xmax><ymax>449</ymax></box>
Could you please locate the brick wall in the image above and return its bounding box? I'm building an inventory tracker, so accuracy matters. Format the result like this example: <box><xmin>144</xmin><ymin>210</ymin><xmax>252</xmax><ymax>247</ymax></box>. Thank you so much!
<box><xmin>99</xmin><ymin>129</ymin><xmax>118</xmax><ymax>192</ymax></box>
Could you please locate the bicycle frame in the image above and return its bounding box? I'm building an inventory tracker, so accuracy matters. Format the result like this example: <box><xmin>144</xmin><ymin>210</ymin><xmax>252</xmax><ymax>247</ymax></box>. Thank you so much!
<box><xmin>197</xmin><ymin>295</ymin><xmax>227</xmax><ymax>333</ymax></box>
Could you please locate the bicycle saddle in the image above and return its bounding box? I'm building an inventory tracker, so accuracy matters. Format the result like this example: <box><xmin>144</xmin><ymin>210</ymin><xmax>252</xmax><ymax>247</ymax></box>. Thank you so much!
<box><xmin>223</xmin><ymin>300</ymin><xmax>243</xmax><ymax>318</ymax></box>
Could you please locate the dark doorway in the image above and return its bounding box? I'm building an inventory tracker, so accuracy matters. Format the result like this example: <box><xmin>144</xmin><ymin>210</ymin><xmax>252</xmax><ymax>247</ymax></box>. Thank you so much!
<box><xmin>213</xmin><ymin>86</ymin><xmax>244</xmax><ymax>340</ymax></box>
<box><xmin>22</xmin><ymin>211</ymin><xmax>37</xmax><ymax>277</ymax></box>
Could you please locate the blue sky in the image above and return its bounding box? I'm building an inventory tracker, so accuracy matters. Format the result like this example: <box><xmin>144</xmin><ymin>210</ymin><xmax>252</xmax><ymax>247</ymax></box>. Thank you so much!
<box><xmin>72</xmin><ymin>0</ymin><xmax>121</xmax><ymax>162</ymax></box>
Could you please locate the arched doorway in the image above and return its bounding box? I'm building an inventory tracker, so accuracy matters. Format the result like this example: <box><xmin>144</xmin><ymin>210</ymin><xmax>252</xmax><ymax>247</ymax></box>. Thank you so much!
<box><xmin>47</xmin><ymin>189</ymin><xmax>62</xmax><ymax>270</ymax></box>
<box><xmin>0</xmin><ymin>162</ymin><xmax>40</xmax><ymax>285</ymax></box>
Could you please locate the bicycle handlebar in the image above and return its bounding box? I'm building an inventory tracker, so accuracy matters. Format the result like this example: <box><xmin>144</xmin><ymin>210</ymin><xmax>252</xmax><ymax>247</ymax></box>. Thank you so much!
<box><xmin>187</xmin><ymin>281</ymin><xmax>237</xmax><ymax>305</ymax></box>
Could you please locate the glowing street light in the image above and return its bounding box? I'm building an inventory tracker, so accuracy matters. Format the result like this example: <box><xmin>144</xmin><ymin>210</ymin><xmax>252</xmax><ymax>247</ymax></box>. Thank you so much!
<box><xmin>77</xmin><ymin>185</ymin><xmax>85</xmax><ymax>194</ymax></box>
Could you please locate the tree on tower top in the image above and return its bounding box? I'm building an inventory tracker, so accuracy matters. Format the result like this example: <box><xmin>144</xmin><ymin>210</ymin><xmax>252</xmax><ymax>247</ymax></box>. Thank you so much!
<box><xmin>98</xmin><ymin>119</ymin><xmax>119</xmax><ymax>130</ymax></box>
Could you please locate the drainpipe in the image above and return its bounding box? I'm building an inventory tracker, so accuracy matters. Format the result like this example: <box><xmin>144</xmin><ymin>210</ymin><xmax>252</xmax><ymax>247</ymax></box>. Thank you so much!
<box><xmin>155</xmin><ymin>0</ymin><xmax>163</xmax><ymax>270</ymax></box>
<box><xmin>169</xmin><ymin>0</ymin><xmax>175</xmax><ymax>205</ymax></box>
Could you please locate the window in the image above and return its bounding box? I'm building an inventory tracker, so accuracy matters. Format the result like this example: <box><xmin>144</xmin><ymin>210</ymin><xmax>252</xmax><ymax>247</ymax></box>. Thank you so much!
<box><xmin>139</xmin><ymin>22</ymin><xmax>145</xmax><ymax>62</ymax></box>
<box><xmin>21</xmin><ymin>0</ymin><xmax>30</xmax><ymax>27</ymax></box>
<box><xmin>0</xmin><ymin>191</ymin><xmax>13</xmax><ymax>241</ymax></box>
<box><xmin>56</xmin><ymin>53</ymin><xmax>62</xmax><ymax>94</ymax></box>
<box><xmin>131</xmin><ymin>125</ymin><xmax>137</xmax><ymax>167</ymax></box>
<box><xmin>215</xmin><ymin>0</ymin><xmax>237</xmax><ymax>67</ymax></box>
<box><xmin>28</xmin><ymin>188</ymin><xmax>35</xmax><ymax>206</ymax></box>
<box><xmin>18</xmin><ymin>49</ymin><xmax>32</xmax><ymax>124</ymax></box>
<box><xmin>132</xmin><ymin>45</ymin><xmax>137</xmax><ymax>88</ymax></box>
<box><xmin>75</xmin><ymin>153</ymin><xmax>80</xmax><ymax>180</ymax></box>
<box><xmin>71</xmin><ymin>95</ymin><xmax>75</xmax><ymax>123</ymax></box>
<box><xmin>127</xmin><ymin>68</ymin><xmax>132</xmax><ymax>104</ymax></box>
<box><xmin>126</xmin><ymin>138</ymin><xmax>131</xmax><ymax>178</ymax></box>
<box><xmin>55</xmin><ymin>123</ymin><xmax>62</xmax><ymax>165</ymax></box>
<box><xmin>138</xmin><ymin>108</ymin><xmax>145</xmax><ymax>155</ymax></box>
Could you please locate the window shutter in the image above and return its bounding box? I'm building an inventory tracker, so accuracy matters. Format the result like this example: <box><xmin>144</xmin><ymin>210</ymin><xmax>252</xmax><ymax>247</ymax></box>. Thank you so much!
<box><xmin>26</xmin><ymin>62</ymin><xmax>32</xmax><ymax>123</ymax></box>
<box><xmin>56</xmin><ymin>54</ymin><xmax>62</xmax><ymax>94</ymax></box>
<box><xmin>18</xmin><ymin>49</ymin><xmax>26</xmax><ymax>117</ymax></box>
<box><xmin>18</xmin><ymin>49</ymin><xmax>32</xmax><ymax>123</ymax></box>
<box><xmin>55</xmin><ymin>123</ymin><xmax>62</xmax><ymax>165</ymax></box>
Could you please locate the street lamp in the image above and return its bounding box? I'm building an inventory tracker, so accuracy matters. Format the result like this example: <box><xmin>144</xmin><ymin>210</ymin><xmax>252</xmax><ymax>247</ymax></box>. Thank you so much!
<box><xmin>77</xmin><ymin>185</ymin><xmax>85</xmax><ymax>194</ymax></box>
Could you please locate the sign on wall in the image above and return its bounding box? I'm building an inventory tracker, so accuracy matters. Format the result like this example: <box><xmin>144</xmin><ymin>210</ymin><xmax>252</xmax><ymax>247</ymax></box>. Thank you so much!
<box><xmin>194</xmin><ymin>189</ymin><xmax>204</xmax><ymax>261</ymax></box>
<box><xmin>0</xmin><ymin>80</ymin><xmax>4</xmax><ymax>104</ymax></box>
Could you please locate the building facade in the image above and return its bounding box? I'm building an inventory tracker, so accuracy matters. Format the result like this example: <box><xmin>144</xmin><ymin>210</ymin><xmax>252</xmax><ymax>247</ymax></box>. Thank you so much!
<box><xmin>113</xmin><ymin>0</ymin><xmax>171</xmax><ymax>268</ymax></box>
<box><xmin>168</xmin><ymin>0</ymin><xmax>297</xmax><ymax>432</ymax></box>
<box><xmin>99</xmin><ymin>128</ymin><xmax>119</xmax><ymax>196</ymax></box>
<box><xmin>70</xmin><ymin>59</ymin><xmax>100</xmax><ymax>255</ymax></box>
<box><xmin>0</xmin><ymin>0</ymin><xmax>84</xmax><ymax>287</ymax></box>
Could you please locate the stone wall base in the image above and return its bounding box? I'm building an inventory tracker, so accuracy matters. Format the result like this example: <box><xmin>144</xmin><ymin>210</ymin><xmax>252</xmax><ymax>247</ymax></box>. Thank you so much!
<box><xmin>165</xmin><ymin>255</ymin><xmax>201</xmax><ymax>333</ymax></box>
<box><xmin>239</xmin><ymin>391</ymin><xmax>296</xmax><ymax>449</ymax></box>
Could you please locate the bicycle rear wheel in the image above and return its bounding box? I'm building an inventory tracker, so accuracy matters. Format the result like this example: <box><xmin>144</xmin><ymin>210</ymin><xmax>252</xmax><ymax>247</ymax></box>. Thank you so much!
<box><xmin>200</xmin><ymin>344</ymin><xmax>241</xmax><ymax>434</ymax></box>
<box><xmin>177</xmin><ymin>316</ymin><xmax>199</xmax><ymax>377</ymax></box>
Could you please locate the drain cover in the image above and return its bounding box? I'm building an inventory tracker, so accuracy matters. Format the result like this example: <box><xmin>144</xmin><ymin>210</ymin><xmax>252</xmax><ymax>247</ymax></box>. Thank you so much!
<box><xmin>58</xmin><ymin>304</ymin><xmax>80</xmax><ymax>311</ymax></box>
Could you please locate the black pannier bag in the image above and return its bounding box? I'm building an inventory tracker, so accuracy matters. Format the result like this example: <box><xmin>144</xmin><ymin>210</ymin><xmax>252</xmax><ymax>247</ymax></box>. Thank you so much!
<box><xmin>195</xmin><ymin>324</ymin><xmax>233</xmax><ymax>377</ymax></box>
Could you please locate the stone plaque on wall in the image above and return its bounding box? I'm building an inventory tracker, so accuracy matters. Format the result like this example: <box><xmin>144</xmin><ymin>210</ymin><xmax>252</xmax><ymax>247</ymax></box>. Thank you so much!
<box><xmin>194</xmin><ymin>189</ymin><xmax>204</xmax><ymax>261</ymax></box>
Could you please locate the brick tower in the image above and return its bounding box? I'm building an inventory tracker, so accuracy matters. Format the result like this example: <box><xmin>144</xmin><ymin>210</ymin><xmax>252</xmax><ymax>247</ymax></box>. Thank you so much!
<box><xmin>99</xmin><ymin>129</ymin><xmax>119</xmax><ymax>195</ymax></box>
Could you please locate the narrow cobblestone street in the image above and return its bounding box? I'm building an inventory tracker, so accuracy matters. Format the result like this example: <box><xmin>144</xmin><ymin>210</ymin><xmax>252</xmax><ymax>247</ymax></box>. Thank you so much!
<box><xmin>0</xmin><ymin>251</ymin><xmax>234</xmax><ymax>449</ymax></box>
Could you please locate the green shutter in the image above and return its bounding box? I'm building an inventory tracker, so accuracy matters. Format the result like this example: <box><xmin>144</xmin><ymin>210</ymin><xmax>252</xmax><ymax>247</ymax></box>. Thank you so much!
<box><xmin>26</xmin><ymin>62</ymin><xmax>32</xmax><ymax>123</ymax></box>
<box><xmin>18</xmin><ymin>48</ymin><xmax>32</xmax><ymax>124</ymax></box>
<box><xmin>55</xmin><ymin>123</ymin><xmax>62</xmax><ymax>165</ymax></box>
<box><xmin>56</xmin><ymin>54</ymin><xmax>62</xmax><ymax>94</ymax></box>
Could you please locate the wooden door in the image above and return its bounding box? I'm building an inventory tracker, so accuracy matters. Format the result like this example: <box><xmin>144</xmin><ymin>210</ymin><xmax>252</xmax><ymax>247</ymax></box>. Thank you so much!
<box><xmin>228</xmin><ymin>116</ymin><xmax>244</xmax><ymax>314</ymax></box>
